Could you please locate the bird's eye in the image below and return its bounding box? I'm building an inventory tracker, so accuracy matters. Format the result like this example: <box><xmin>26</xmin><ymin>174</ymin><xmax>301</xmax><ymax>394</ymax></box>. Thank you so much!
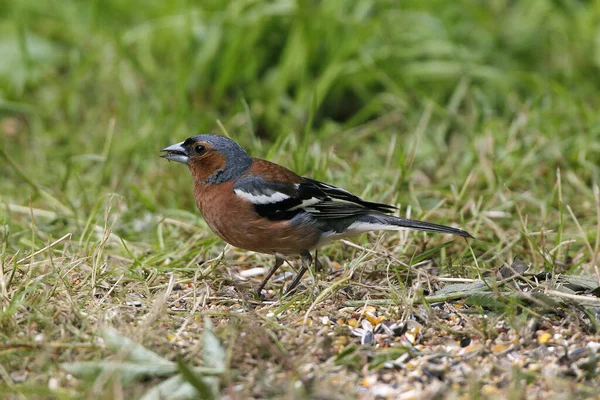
<box><xmin>194</xmin><ymin>144</ymin><xmax>206</xmax><ymax>154</ymax></box>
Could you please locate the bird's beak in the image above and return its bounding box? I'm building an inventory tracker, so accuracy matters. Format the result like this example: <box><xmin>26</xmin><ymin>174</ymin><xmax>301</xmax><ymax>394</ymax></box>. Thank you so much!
<box><xmin>160</xmin><ymin>142</ymin><xmax>189</xmax><ymax>165</ymax></box>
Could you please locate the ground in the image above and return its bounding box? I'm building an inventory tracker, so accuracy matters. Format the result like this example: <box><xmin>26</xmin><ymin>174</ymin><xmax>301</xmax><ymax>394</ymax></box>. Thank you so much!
<box><xmin>1</xmin><ymin>1</ymin><xmax>600</xmax><ymax>399</ymax></box>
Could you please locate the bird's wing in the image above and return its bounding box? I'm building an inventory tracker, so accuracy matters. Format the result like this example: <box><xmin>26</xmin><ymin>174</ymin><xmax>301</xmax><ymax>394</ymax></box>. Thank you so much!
<box><xmin>233</xmin><ymin>160</ymin><xmax>472</xmax><ymax>238</ymax></box>
<box><xmin>233</xmin><ymin>174</ymin><xmax>325</xmax><ymax>220</ymax></box>
<box><xmin>303</xmin><ymin>178</ymin><xmax>396</xmax><ymax>216</ymax></box>
<box><xmin>233</xmin><ymin>173</ymin><xmax>395</xmax><ymax>221</ymax></box>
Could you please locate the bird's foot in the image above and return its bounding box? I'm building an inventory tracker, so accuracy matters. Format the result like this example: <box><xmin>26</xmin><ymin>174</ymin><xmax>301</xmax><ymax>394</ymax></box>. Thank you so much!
<box><xmin>283</xmin><ymin>285</ymin><xmax>298</xmax><ymax>297</ymax></box>
<box><xmin>248</xmin><ymin>289</ymin><xmax>265</xmax><ymax>302</ymax></box>
<box><xmin>314</xmin><ymin>257</ymin><xmax>324</xmax><ymax>272</ymax></box>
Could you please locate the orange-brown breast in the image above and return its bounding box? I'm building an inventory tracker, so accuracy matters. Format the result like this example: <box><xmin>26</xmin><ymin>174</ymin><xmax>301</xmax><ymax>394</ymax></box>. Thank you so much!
<box><xmin>193</xmin><ymin>180</ymin><xmax>320</xmax><ymax>255</ymax></box>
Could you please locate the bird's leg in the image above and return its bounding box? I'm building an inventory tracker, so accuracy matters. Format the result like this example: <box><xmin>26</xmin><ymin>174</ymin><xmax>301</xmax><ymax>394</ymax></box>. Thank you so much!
<box><xmin>314</xmin><ymin>249</ymin><xmax>324</xmax><ymax>272</ymax></box>
<box><xmin>255</xmin><ymin>256</ymin><xmax>284</xmax><ymax>295</ymax></box>
<box><xmin>284</xmin><ymin>251</ymin><xmax>312</xmax><ymax>295</ymax></box>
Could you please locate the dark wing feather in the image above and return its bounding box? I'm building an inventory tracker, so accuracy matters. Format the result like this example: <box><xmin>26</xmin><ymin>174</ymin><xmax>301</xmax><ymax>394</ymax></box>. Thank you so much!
<box><xmin>233</xmin><ymin>175</ymin><xmax>395</xmax><ymax>221</ymax></box>
<box><xmin>302</xmin><ymin>178</ymin><xmax>396</xmax><ymax>215</ymax></box>
<box><xmin>233</xmin><ymin>175</ymin><xmax>326</xmax><ymax>220</ymax></box>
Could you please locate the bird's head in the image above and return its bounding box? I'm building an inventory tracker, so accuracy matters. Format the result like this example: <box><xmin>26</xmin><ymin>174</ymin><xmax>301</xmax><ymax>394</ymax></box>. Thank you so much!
<box><xmin>161</xmin><ymin>134</ymin><xmax>252</xmax><ymax>184</ymax></box>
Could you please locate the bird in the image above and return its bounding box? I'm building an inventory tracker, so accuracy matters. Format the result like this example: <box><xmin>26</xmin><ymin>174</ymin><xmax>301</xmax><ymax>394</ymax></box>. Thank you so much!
<box><xmin>161</xmin><ymin>134</ymin><xmax>472</xmax><ymax>297</ymax></box>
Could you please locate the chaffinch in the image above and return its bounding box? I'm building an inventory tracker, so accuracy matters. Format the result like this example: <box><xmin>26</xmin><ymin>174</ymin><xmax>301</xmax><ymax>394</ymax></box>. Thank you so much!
<box><xmin>161</xmin><ymin>134</ymin><xmax>472</xmax><ymax>296</ymax></box>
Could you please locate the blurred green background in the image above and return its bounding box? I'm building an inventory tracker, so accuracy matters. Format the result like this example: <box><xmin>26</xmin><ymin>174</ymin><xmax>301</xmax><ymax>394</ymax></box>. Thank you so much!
<box><xmin>1</xmin><ymin>0</ymin><xmax>600</xmax><ymax>251</ymax></box>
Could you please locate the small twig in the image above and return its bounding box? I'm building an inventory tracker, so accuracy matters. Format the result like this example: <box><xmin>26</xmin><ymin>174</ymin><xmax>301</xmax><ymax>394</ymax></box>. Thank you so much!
<box><xmin>436</xmin><ymin>277</ymin><xmax>477</xmax><ymax>283</ymax></box>
<box><xmin>344</xmin><ymin>273</ymin><xmax>600</xmax><ymax>308</ymax></box>
<box><xmin>544</xmin><ymin>289</ymin><xmax>600</xmax><ymax>305</ymax></box>
<box><xmin>159</xmin><ymin>217</ymin><xmax>202</xmax><ymax>232</ymax></box>
<box><xmin>344</xmin><ymin>289</ymin><xmax>503</xmax><ymax>307</ymax></box>
<box><xmin>17</xmin><ymin>233</ymin><xmax>72</xmax><ymax>265</ymax></box>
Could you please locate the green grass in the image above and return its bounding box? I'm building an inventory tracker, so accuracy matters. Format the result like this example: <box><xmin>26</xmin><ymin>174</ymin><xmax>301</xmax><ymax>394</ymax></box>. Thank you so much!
<box><xmin>2</xmin><ymin>0</ymin><xmax>600</xmax><ymax>398</ymax></box>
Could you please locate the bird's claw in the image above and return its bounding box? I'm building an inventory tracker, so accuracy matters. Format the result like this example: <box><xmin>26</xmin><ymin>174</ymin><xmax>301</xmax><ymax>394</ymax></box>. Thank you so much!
<box><xmin>248</xmin><ymin>289</ymin><xmax>265</xmax><ymax>302</ymax></box>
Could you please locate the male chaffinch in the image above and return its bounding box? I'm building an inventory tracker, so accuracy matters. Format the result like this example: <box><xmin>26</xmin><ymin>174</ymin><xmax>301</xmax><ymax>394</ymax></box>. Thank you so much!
<box><xmin>161</xmin><ymin>134</ymin><xmax>472</xmax><ymax>296</ymax></box>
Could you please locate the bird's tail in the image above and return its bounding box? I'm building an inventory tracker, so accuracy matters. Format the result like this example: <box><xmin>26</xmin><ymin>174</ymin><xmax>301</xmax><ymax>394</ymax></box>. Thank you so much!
<box><xmin>349</xmin><ymin>214</ymin><xmax>473</xmax><ymax>238</ymax></box>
